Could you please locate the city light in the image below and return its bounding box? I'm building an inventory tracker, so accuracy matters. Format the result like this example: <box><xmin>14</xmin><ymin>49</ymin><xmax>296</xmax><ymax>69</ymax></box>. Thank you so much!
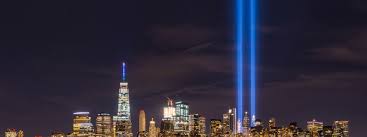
<box><xmin>4</xmin><ymin>62</ymin><xmax>350</xmax><ymax>137</ymax></box>
<box><xmin>73</xmin><ymin>112</ymin><xmax>89</xmax><ymax>115</ymax></box>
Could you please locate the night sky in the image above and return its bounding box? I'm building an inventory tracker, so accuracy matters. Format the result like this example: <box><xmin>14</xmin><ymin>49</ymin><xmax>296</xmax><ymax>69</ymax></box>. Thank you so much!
<box><xmin>1</xmin><ymin>0</ymin><xmax>367</xmax><ymax>136</ymax></box>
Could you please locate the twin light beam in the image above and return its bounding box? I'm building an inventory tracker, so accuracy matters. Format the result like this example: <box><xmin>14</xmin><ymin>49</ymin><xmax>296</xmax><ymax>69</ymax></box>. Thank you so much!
<box><xmin>236</xmin><ymin>0</ymin><xmax>257</xmax><ymax>128</ymax></box>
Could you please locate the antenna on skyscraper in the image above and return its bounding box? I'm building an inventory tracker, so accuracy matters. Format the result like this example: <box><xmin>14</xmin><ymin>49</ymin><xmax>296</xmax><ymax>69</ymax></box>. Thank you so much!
<box><xmin>122</xmin><ymin>61</ymin><xmax>127</xmax><ymax>82</ymax></box>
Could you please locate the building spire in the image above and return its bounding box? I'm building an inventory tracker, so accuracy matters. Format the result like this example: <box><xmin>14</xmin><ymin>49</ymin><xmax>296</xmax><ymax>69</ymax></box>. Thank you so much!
<box><xmin>122</xmin><ymin>62</ymin><xmax>126</xmax><ymax>82</ymax></box>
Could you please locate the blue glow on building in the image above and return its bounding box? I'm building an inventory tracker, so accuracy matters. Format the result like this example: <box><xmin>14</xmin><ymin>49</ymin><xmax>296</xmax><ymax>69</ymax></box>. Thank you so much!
<box><xmin>122</xmin><ymin>62</ymin><xmax>126</xmax><ymax>81</ymax></box>
<box><xmin>249</xmin><ymin>0</ymin><xmax>257</xmax><ymax>126</ymax></box>
<box><xmin>236</xmin><ymin>0</ymin><xmax>244</xmax><ymax>131</ymax></box>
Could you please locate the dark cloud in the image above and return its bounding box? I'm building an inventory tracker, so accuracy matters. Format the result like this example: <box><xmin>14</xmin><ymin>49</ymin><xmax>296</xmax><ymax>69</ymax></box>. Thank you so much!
<box><xmin>310</xmin><ymin>30</ymin><xmax>367</xmax><ymax>64</ymax></box>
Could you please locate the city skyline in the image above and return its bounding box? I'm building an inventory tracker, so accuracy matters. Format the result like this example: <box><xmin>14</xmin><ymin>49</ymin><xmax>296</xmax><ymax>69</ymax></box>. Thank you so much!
<box><xmin>4</xmin><ymin>63</ymin><xmax>350</xmax><ymax>136</ymax></box>
<box><xmin>1</xmin><ymin>0</ymin><xmax>366</xmax><ymax>136</ymax></box>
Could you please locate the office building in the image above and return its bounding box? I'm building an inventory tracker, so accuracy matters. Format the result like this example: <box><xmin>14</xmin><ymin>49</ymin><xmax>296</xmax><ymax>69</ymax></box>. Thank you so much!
<box><xmin>322</xmin><ymin>126</ymin><xmax>333</xmax><ymax>136</ymax></box>
<box><xmin>161</xmin><ymin>98</ymin><xmax>175</xmax><ymax>136</ymax></box>
<box><xmin>16</xmin><ymin>130</ymin><xmax>23</xmax><ymax>137</ymax></box>
<box><xmin>210</xmin><ymin>119</ymin><xmax>223</xmax><ymax>136</ymax></box>
<box><xmin>96</xmin><ymin>113</ymin><xmax>112</xmax><ymax>137</ymax></box>
<box><xmin>5</xmin><ymin>129</ymin><xmax>17</xmax><ymax>137</ymax></box>
<box><xmin>138</xmin><ymin>110</ymin><xmax>147</xmax><ymax>137</ymax></box>
<box><xmin>333</xmin><ymin>120</ymin><xmax>349</xmax><ymax>137</ymax></box>
<box><xmin>307</xmin><ymin>119</ymin><xmax>323</xmax><ymax>136</ymax></box>
<box><xmin>72</xmin><ymin>112</ymin><xmax>94</xmax><ymax>136</ymax></box>
<box><xmin>243</xmin><ymin>112</ymin><xmax>250</xmax><ymax>136</ymax></box>
<box><xmin>222</xmin><ymin>108</ymin><xmax>237</xmax><ymax>136</ymax></box>
<box><xmin>174</xmin><ymin>101</ymin><xmax>189</xmax><ymax>135</ymax></box>
<box><xmin>113</xmin><ymin>62</ymin><xmax>133</xmax><ymax>137</ymax></box>
<box><xmin>189</xmin><ymin>114</ymin><xmax>206</xmax><ymax>137</ymax></box>
<box><xmin>163</xmin><ymin>98</ymin><xmax>175</xmax><ymax>120</ymax></box>
<box><xmin>148</xmin><ymin>118</ymin><xmax>159</xmax><ymax>137</ymax></box>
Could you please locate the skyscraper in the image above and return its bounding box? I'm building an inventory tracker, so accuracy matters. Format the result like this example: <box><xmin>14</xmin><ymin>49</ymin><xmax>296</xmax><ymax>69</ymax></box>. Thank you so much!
<box><xmin>5</xmin><ymin>129</ymin><xmax>17</xmax><ymax>137</ymax></box>
<box><xmin>113</xmin><ymin>62</ymin><xmax>133</xmax><ymax>137</ymax></box>
<box><xmin>333</xmin><ymin>121</ymin><xmax>349</xmax><ymax>137</ymax></box>
<box><xmin>72</xmin><ymin>112</ymin><xmax>94</xmax><ymax>137</ymax></box>
<box><xmin>268</xmin><ymin>117</ymin><xmax>276</xmax><ymax>128</ymax></box>
<box><xmin>174</xmin><ymin>101</ymin><xmax>189</xmax><ymax>135</ymax></box>
<box><xmin>222</xmin><ymin>108</ymin><xmax>237</xmax><ymax>136</ymax></box>
<box><xmin>96</xmin><ymin>113</ymin><xmax>112</xmax><ymax>137</ymax></box>
<box><xmin>163</xmin><ymin>98</ymin><xmax>175</xmax><ymax>120</ymax></box>
<box><xmin>148</xmin><ymin>118</ymin><xmax>159</xmax><ymax>137</ymax></box>
<box><xmin>322</xmin><ymin>126</ymin><xmax>333</xmax><ymax>136</ymax></box>
<box><xmin>138</xmin><ymin>110</ymin><xmax>147</xmax><ymax>137</ymax></box>
<box><xmin>267</xmin><ymin>117</ymin><xmax>277</xmax><ymax>137</ymax></box>
<box><xmin>16</xmin><ymin>130</ymin><xmax>23</xmax><ymax>137</ymax></box>
<box><xmin>243</xmin><ymin>112</ymin><xmax>250</xmax><ymax>136</ymax></box>
<box><xmin>307</xmin><ymin>119</ymin><xmax>323</xmax><ymax>136</ymax></box>
<box><xmin>188</xmin><ymin>114</ymin><xmax>206</xmax><ymax>137</ymax></box>
<box><xmin>161</xmin><ymin>98</ymin><xmax>175</xmax><ymax>136</ymax></box>
<box><xmin>210</xmin><ymin>119</ymin><xmax>223</xmax><ymax>136</ymax></box>
<box><xmin>4</xmin><ymin>129</ymin><xmax>23</xmax><ymax>137</ymax></box>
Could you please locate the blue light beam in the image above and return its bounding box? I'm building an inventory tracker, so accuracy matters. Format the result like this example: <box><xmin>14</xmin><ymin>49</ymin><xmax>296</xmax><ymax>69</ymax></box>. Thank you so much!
<box><xmin>236</xmin><ymin>0</ymin><xmax>244</xmax><ymax>131</ymax></box>
<box><xmin>122</xmin><ymin>62</ymin><xmax>126</xmax><ymax>81</ymax></box>
<box><xmin>249</xmin><ymin>0</ymin><xmax>257</xmax><ymax>126</ymax></box>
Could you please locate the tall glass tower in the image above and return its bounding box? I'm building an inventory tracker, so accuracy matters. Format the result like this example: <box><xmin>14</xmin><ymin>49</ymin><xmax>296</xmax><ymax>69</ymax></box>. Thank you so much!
<box><xmin>174</xmin><ymin>101</ymin><xmax>189</xmax><ymax>135</ymax></box>
<box><xmin>117</xmin><ymin>62</ymin><xmax>130</xmax><ymax>120</ymax></box>
<box><xmin>114</xmin><ymin>62</ymin><xmax>133</xmax><ymax>137</ymax></box>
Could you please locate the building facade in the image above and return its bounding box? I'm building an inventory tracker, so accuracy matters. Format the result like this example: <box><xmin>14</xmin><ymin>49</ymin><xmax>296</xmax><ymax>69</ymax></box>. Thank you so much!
<box><xmin>223</xmin><ymin>108</ymin><xmax>237</xmax><ymax>136</ymax></box>
<box><xmin>138</xmin><ymin>110</ymin><xmax>147</xmax><ymax>137</ymax></box>
<box><xmin>95</xmin><ymin>113</ymin><xmax>112</xmax><ymax>137</ymax></box>
<box><xmin>113</xmin><ymin>62</ymin><xmax>133</xmax><ymax>137</ymax></box>
<box><xmin>333</xmin><ymin>120</ymin><xmax>349</xmax><ymax>137</ymax></box>
<box><xmin>148</xmin><ymin>118</ymin><xmax>160</xmax><ymax>137</ymax></box>
<box><xmin>5</xmin><ymin>129</ymin><xmax>17</xmax><ymax>137</ymax></box>
<box><xmin>72</xmin><ymin>112</ymin><xmax>94</xmax><ymax>137</ymax></box>
<box><xmin>210</xmin><ymin>119</ymin><xmax>223</xmax><ymax>136</ymax></box>
<box><xmin>174</xmin><ymin>101</ymin><xmax>189</xmax><ymax>135</ymax></box>
<box><xmin>189</xmin><ymin>114</ymin><xmax>206</xmax><ymax>137</ymax></box>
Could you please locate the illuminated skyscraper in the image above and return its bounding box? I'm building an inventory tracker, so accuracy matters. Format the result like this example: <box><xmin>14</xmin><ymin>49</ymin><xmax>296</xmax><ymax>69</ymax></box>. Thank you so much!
<box><xmin>163</xmin><ymin>98</ymin><xmax>175</xmax><ymax>120</ymax></box>
<box><xmin>322</xmin><ymin>126</ymin><xmax>333</xmax><ymax>136</ymax></box>
<box><xmin>243</xmin><ymin>112</ymin><xmax>250</xmax><ymax>136</ymax></box>
<box><xmin>160</xmin><ymin>120</ymin><xmax>174</xmax><ymax>137</ymax></box>
<box><xmin>189</xmin><ymin>114</ymin><xmax>206</xmax><ymax>137</ymax></box>
<box><xmin>174</xmin><ymin>101</ymin><xmax>189</xmax><ymax>135</ymax></box>
<box><xmin>5</xmin><ymin>129</ymin><xmax>17</xmax><ymax>137</ymax></box>
<box><xmin>210</xmin><ymin>119</ymin><xmax>223</xmax><ymax>136</ymax></box>
<box><xmin>17</xmin><ymin>130</ymin><xmax>23</xmax><ymax>137</ymax></box>
<box><xmin>4</xmin><ymin>129</ymin><xmax>24</xmax><ymax>137</ymax></box>
<box><xmin>148</xmin><ymin>118</ymin><xmax>159</xmax><ymax>137</ymax></box>
<box><xmin>113</xmin><ymin>62</ymin><xmax>133</xmax><ymax>137</ymax></box>
<box><xmin>161</xmin><ymin>98</ymin><xmax>175</xmax><ymax>136</ymax></box>
<box><xmin>138</xmin><ymin>110</ymin><xmax>147</xmax><ymax>137</ymax></box>
<box><xmin>268</xmin><ymin>117</ymin><xmax>276</xmax><ymax>128</ymax></box>
<box><xmin>307</xmin><ymin>119</ymin><xmax>323</xmax><ymax>136</ymax></box>
<box><xmin>72</xmin><ymin>112</ymin><xmax>94</xmax><ymax>136</ymax></box>
<box><xmin>265</xmin><ymin>117</ymin><xmax>277</xmax><ymax>136</ymax></box>
<box><xmin>116</xmin><ymin>62</ymin><xmax>130</xmax><ymax>120</ymax></box>
<box><xmin>96</xmin><ymin>113</ymin><xmax>112</xmax><ymax>137</ymax></box>
<box><xmin>288</xmin><ymin>122</ymin><xmax>300</xmax><ymax>135</ymax></box>
<box><xmin>222</xmin><ymin>108</ymin><xmax>237</xmax><ymax>136</ymax></box>
<box><xmin>333</xmin><ymin>121</ymin><xmax>349</xmax><ymax>137</ymax></box>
